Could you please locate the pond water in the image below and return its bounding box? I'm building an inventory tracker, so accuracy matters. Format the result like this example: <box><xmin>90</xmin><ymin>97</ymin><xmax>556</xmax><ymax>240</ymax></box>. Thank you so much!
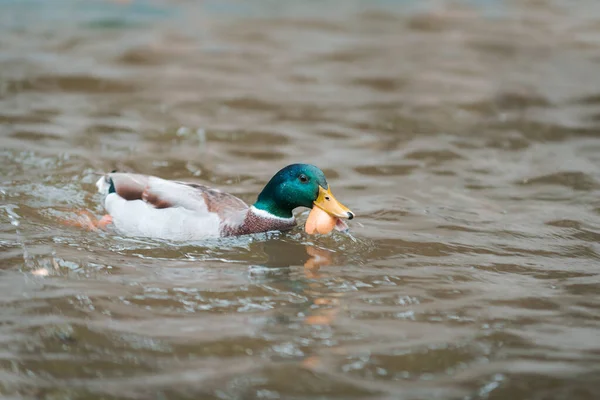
<box><xmin>2</xmin><ymin>0</ymin><xmax>600</xmax><ymax>399</ymax></box>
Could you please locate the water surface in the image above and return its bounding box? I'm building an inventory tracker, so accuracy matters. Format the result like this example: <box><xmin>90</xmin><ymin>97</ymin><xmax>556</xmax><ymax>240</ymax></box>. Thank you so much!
<box><xmin>2</xmin><ymin>1</ymin><xmax>600</xmax><ymax>399</ymax></box>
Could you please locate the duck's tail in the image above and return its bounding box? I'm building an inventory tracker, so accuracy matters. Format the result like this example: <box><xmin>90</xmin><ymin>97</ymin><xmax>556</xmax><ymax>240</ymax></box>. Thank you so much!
<box><xmin>95</xmin><ymin>170</ymin><xmax>117</xmax><ymax>195</ymax></box>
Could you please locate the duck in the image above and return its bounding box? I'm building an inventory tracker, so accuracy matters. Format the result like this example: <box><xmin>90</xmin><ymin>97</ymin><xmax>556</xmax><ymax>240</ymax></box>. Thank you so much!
<box><xmin>93</xmin><ymin>163</ymin><xmax>354</xmax><ymax>241</ymax></box>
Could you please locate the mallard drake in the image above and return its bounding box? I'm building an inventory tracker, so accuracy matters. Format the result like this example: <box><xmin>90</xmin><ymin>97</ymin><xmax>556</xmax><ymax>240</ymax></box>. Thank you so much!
<box><xmin>94</xmin><ymin>164</ymin><xmax>354</xmax><ymax>240</ymax></box>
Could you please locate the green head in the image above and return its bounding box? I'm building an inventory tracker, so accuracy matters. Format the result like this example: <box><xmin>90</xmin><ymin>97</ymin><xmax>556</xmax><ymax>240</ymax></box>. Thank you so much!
<box><xmin>253</xmin><ymin>163</ymin><xmax>353</xmax><ymax>220</ymax></box>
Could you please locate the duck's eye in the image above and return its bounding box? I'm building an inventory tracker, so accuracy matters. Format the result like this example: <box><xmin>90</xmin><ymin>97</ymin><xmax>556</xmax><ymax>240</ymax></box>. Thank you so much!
<box><xmin>299</xmin><ymin>174</ymin><xmax>308</xmax><ymax>183</ymax></box>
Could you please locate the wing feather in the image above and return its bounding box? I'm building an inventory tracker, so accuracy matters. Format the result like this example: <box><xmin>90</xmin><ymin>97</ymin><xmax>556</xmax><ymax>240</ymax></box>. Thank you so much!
<box><xmin>97</xmin><ymin>172</ymin><xmax>249</xmax><ymax>220</ymax></box>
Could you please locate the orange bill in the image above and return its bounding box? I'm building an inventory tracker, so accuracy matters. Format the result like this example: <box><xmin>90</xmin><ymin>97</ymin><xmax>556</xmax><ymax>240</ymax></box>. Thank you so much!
<box><xmin>313</xmin><ymin>186</ymin><xmax>354</xmax><ymax>219</ymax></box>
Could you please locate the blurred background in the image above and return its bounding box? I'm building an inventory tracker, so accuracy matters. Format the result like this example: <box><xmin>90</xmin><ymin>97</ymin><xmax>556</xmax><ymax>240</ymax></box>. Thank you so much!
<box><xmin>2</xmin><ymin>0</ymin><xmax>600</xmax><ymax>399</ymax></box>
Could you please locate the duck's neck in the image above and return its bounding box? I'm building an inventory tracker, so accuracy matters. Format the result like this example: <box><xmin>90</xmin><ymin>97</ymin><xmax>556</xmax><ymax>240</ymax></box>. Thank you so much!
<box><xmin>253</xmin><ymin>199</ymin><xmax>293</xmax><ymax>219</ymax></box>
<box><xmin>249</xmin><ymin>205</ymin><xmax>295</xmax><ymax>221</ymax></box>
<box><xmin>222</xmin><ymin>206</ymin><xmax>295</xmax><ymax>236</ymax></box>
<box><xmin>253</xmin><ymin>184</ymin><xmax>295</xmax><ymax>218</ymax></box>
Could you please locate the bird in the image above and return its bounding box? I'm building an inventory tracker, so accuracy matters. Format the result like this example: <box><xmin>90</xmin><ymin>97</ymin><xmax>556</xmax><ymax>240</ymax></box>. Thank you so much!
<box><xmin>92</xmin><ymin>163</ymin><xmax>354</xmax><ymax>241</ymax></box>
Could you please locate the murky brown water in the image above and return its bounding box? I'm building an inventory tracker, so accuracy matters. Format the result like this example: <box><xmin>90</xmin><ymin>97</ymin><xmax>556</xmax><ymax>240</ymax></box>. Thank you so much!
<box><xmin>2</xmin><ymin>0</ymin><xmax>600</xmax><ymax>398</ymax></box>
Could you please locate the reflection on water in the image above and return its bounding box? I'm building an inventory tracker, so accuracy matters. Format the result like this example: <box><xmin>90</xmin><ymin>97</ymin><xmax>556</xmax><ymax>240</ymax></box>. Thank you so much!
<box><xmin>2</xmin><ymin>0</ymin><xmax>600</xmax><ymax>399</ymax></box>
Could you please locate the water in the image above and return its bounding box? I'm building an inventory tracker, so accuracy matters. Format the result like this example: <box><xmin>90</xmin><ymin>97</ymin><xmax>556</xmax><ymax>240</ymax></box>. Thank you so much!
<box><xmin>2</xmin><ymin>0</ymin><xmax>600</xmax><ymax>398</ymax></box>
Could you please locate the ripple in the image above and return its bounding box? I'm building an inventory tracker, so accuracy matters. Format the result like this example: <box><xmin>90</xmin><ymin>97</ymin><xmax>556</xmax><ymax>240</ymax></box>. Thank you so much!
<box><xmin>521</xmin><ymin>171</ymin><xmax>598</xmax><ymax>191</ymax></box>
<box><xmin>354</xmin><ymin>164</ymin><xmax>417</xmax><ymax>176</ymax></box>
<box><xmin>5</xmin><ymin>75</ymin><xmax>136</xmax><ymax>94</ymax></box>
<box><xmin>404</xmin><ymin>149</ymin><xmax>464</xmax><ymax>163</ymax></box>
<box><xmin>349</xmin><ymin>77</ymin><xmax>407</xmax><ymax>93</ymax></box>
